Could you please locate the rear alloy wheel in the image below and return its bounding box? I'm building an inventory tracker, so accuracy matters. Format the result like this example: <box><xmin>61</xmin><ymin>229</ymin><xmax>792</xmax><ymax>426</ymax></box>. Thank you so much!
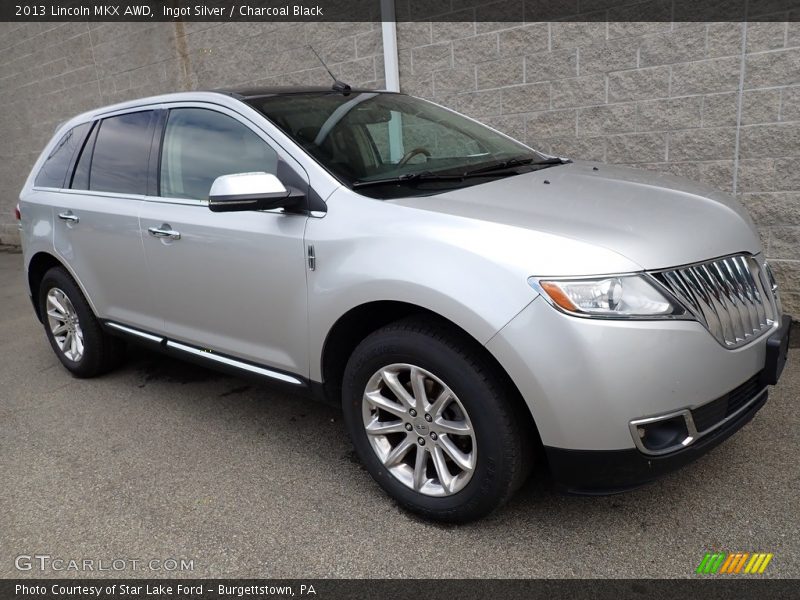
<box><xmin>46</xmin><ymin>287</ymin><xmax>85</xmax><ymax>362</ymax></box>
<box><xmin>363</xmin><ymin>363</ymin><xmax>476</xmax><ymax>497</ymax></box>
<box><xmin>39</xmin><ymin>266</ymin><xmax>125</xmax><ymax>378</ymax></box>
<box><xmin>343</xmin><ymin>317</ymin><xmax>532</xmax><ymax>522</ymax></box>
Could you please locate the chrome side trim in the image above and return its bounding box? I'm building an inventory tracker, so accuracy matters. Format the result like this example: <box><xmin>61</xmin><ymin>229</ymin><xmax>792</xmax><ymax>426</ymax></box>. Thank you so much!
<box><xmin>629</xmin><ymin>386</ymin><xmax>767</xmax><ymax>456</ymax></box>
<box><xmin>106</xmin><ymin>321</ymin><xmax>304</xmax><ymax>386</ymax></box>
<box><xmin>106</xmin><ymin>322</ymin><xmax>164</xmax><ymax>343</ymax></box>
<box><xmin>165</xmin><ymin>340</ymin><xmax>303</xmax><ymax>385</ymax></box>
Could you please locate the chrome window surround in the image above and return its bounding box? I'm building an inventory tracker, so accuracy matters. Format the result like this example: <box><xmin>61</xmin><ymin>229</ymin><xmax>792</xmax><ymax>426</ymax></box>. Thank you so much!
<box><xmin>33</xmin><ymin>100</ymin><xmax>316</xmax><ymax>209</ymax></box>
<box><xmin>629</xmin><ymin>387</ymin><xmax>767</xmax><ymax>456</ymax></box>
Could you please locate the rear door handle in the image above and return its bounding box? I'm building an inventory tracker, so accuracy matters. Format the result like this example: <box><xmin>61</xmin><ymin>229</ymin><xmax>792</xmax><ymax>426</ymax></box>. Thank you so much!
<box><xmin>58</xmin><ymin>211</ymin><xmax>79</xmax><ymax>223</ymax></box>
<box><xmin>147</xmin><ymin>224</ymin><xmax>181</xmax><ymax>240</ymax></box>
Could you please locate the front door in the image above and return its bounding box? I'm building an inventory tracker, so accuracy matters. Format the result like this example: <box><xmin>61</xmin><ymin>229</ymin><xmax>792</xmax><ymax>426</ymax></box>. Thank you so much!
<box><xmin>139</xmin><ymin>106</ymin><xmax>310</xmax><ymax>376</ymax></box>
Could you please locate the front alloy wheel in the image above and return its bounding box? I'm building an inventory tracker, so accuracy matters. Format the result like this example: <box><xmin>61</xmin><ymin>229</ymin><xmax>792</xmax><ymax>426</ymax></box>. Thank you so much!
<box><xmin>363</xmin><ymin>363</ymin><xmax>476</xmax><ymax>497</ymax></box>
<box><xmin>342</xmin><ymin>317</ymin><xmax>533</xmax><ymax>522</ymax></box>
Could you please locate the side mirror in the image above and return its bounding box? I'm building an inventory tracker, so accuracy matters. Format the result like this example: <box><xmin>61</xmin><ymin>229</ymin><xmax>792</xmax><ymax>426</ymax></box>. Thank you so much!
<box><xmin>208</xmin><ymin>172</ymin><xmax>304</xmax><ymax>213</ymax></box>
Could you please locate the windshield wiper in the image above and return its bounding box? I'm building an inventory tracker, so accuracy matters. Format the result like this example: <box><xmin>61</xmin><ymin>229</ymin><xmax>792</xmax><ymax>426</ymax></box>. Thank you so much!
<box><xmin>352</xmin><ymin>171</ymin><xmax>464</xmax><ymax>189</ymax></box>
<box><xmin>462</xmin><ymin>156</ymin><xmax>567</xmax><ymax>176</ymax></box>
<box><xmin>352</xmin><ymin>156</ymin><xmax>570</xmax><ymax>189</ymax></box>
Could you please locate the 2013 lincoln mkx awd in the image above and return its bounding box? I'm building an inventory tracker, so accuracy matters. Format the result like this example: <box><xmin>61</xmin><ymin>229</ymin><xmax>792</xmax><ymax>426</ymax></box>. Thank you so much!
<box><xmin>18</xmin><ymin>86</ymin><xmax>790</xmax><ymax>522</ymax></box>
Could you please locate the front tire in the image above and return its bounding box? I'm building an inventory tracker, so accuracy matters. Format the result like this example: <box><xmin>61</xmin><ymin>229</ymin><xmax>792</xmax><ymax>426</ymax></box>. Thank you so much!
<box><xmin>342</xmin><ymin>317</ymin><xmax>532</xmax><ymax>522</ymax></box>
<box><xmin>38</xmin><ymin>267</ymin><xmax>125</xmax><ymax>378</ymax></box>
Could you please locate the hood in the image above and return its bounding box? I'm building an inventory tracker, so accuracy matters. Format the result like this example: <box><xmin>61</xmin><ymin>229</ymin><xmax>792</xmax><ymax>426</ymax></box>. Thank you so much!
<box><xmin>389</xmin><ymin>161</ymin><xmax>761</xmax><ymax>272</ymax></box>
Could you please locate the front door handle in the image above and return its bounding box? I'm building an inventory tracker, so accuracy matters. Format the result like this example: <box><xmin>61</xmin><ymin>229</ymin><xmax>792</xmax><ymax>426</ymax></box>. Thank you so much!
<box><xmin>147</xmin><ymin>224</ymin><xmax>181</xmax><ymax>240</ymax></box>
<box><xmin>58</xmin><ymin>211</ymin><xmax>79</xmax><ymax>224</ymax></box>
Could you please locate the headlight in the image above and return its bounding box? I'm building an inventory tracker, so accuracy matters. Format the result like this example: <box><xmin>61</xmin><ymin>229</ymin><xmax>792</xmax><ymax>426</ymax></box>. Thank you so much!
<box><xmin>530</xmin><ymin>275</ymin><xmax>682</xmax><ymax>318</ymax></box>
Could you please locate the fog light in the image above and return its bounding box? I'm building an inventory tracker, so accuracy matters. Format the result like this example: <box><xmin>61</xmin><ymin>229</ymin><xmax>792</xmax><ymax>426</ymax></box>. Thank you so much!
<box><xmin>629</xmin><ymin>410</ymin><xmax>697</xmax><ymax>456</ymax></box>
<box><xmin>640</xmin><ymin>416</ymin><xmax>688</xmax><ymax>451</ymax></box>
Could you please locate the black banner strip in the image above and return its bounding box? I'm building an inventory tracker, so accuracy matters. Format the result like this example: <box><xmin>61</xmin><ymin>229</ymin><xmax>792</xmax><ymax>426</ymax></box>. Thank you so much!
<box><xmin>2</xmin><ymin>579</ymin><xmax>800</xmax><ymax>600</ymax></box>
<box><xmin>1</xmin><ymin>0</ymin><xmax>799</xmax><ymax>23</ymax></box>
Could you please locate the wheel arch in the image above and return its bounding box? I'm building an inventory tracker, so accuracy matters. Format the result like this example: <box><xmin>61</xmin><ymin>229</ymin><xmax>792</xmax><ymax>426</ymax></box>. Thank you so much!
<box><xmin>319</xmin><ymin>300</ymin><xmax>540</xmax><ymax>447</ymax></box>
<box><xmin>320</xmin><ymin>301</ymin><xmax>425</xmax><ymax>399</ymax></box>
<box><xmin>27</xmin><ymin>251</ymin><xmax>67</xmax><ymax>322</ymax></box>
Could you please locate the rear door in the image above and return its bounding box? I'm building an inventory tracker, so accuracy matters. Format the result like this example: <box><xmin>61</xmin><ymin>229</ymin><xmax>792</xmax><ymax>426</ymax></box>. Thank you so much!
<box><xmin>52</xmin><ymin>109</ymin><xmax>162</xmax><ymax>332</ymax></box>
<box><xmin>139</xmin><ymin>105</ymin><xmax>310</xmax><ymax>376</ymax></box>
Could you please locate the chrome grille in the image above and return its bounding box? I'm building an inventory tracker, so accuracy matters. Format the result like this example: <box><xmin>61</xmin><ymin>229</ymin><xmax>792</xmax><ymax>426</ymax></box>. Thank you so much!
<box><xmin>652</xmin><ymin>255</ymin><xmax>778</xmax><ymax>348</ymax></box>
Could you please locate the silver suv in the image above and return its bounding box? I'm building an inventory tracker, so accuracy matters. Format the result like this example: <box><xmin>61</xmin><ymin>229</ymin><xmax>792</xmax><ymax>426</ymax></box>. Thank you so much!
<box><xmin>19</xmin><ymin>87</ymin><xmax>790</xmax><ymax>522</ymax></box>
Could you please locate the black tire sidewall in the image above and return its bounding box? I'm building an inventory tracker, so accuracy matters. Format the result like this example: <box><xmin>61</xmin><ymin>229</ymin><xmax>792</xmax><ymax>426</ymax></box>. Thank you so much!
<box><xmin>343</xmin><ymin>325</ymin><xmax>518</xmax><ymax>521</ymax></box>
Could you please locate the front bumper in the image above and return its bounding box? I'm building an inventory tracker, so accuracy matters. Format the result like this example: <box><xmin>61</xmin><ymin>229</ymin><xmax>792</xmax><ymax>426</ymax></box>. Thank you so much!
<box><xmin>545</xmin><ymin>384</ymin><xmax>768</xmax><ymax>493</ymax></box>
<box><xmin>486</xmin><ymin>296</ymin><xmax>790</xmax><ymax>490</ymax></box>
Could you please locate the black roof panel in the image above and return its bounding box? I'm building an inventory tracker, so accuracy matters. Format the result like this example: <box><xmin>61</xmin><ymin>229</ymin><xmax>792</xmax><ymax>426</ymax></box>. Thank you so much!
<box><xmin>212</xmin><ymin>86</ymin><xmax>389</xmax><ymax>99</ymax></box>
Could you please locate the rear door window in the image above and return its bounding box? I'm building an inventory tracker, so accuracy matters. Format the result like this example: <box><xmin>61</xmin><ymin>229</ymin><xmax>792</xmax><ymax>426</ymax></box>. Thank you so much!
<box><xmin>88</xmin><ymin>111</ymin><xmax>157</xmax><ymax>195</ymax></box>
<box><xmin>34</xmin><ymin>122</ymin><xmax>92</xmax><ymax>188</ymax></box>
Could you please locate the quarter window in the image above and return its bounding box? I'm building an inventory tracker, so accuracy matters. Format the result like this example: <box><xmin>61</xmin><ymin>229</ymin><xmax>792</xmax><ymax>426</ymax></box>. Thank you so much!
<box><xmin>34</xmin><ymin>122</ymin><xmax>92</xmax><ymax>188</ymax></box>
<box><xmin>89</xmin><ymin>111</ymin><xmax>156</xmax><ymax>195</ymax></box>
<box><xmin>159</xmin><ymin>108</ymin><xmax>278</xmax><ymax>201</ymax></box>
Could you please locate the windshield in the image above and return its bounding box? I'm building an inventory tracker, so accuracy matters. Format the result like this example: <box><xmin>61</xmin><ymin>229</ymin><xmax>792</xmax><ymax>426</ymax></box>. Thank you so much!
<box><xmin>247</xmin><ymin>92</ymin><xmax>554</xmax><ymax>199</ymax></box>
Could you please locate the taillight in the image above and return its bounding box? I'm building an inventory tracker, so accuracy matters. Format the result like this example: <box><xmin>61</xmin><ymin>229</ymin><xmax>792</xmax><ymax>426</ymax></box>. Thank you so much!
<box><xmin>14</xmin><ymin>204</ymin><xmax>21</xmax><ymax>220</ymax></box>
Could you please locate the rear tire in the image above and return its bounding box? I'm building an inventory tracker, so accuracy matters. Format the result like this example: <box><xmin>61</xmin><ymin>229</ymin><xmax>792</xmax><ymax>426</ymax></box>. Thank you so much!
<box><xmin>38</xmin><ymin>267</ymin><xmax>125</xmax><ymax>378</ymax></box>
<box><xmin>342</xmin><ymin>316</ymin><xmax>533</xmax><ymax>522</ymax></box>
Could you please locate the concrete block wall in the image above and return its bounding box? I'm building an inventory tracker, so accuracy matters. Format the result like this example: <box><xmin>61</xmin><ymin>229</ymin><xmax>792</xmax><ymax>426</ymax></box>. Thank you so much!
<box><xmin>397</xmin><ymin>20</ymin><xmax>800</xmax><ymax>314</ymax></box>
<box><xmin>1</xmin><ymin>18</ymin><xmax>799</xmax><ymax>315</ymax></box>
<box><xmin>0</xmin><ymin>21</ymin><xmax>384</xmax><ymax>246</ymax></box>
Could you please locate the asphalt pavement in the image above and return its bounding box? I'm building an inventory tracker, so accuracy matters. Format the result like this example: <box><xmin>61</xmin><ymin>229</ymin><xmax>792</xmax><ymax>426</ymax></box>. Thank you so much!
<box><xmin>1</xmin><ymin>250</ymin><xmax>798</xmax><ymax>578</ymax></box>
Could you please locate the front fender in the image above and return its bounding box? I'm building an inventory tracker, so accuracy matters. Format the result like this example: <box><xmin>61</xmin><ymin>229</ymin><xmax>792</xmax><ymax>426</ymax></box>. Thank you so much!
<box><xmin>305</xmin><ymin>190</ymin><xmax>542</xmax><ymax>381</ymax></box>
